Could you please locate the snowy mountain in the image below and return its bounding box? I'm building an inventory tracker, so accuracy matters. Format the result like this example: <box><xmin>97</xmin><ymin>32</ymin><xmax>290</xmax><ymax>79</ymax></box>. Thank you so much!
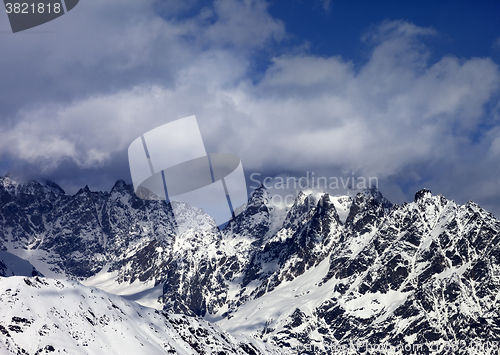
<box><xmin>0</xmin><ymin>276</ymin><xmax>281</xmax><ymax>355</ymax></box>
<box><xmin>2</xmin><ymin>174</ymin><xmax>500</xmax><ymax>353</ymax></box>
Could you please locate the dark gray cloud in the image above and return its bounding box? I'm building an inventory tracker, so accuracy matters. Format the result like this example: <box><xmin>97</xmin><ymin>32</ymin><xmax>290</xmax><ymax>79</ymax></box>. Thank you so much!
<box><xmin>1</xmin><ymin>1</ymin><xmax>500</xmax><ymax>217</ymax></box>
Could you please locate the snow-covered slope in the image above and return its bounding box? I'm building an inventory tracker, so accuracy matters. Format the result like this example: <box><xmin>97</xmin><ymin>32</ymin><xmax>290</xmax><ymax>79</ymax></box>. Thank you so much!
<box><xmin>0</xmin><ymin>276</ymin><xmax>282</xmax><ymax>355</ymax></box>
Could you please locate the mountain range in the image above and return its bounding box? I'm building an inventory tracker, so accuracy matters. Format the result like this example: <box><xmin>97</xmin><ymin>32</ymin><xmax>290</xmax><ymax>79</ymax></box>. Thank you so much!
<box><xmin>1</xmin><ymin>174</ymin><xmax>500</xmax><ymax>354</ymax></box>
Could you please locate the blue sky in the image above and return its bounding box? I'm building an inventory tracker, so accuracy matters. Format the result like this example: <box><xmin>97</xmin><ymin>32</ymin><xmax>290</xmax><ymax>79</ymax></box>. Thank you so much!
<box><xmin>270</xmin><ymin>1</ymin><xmax>500</xmax><ymax>62</ymax></box>
<box><xmin>1</xmin><ymin>0</ymin><xmax>500</xmax><ymax>216</ymax></box>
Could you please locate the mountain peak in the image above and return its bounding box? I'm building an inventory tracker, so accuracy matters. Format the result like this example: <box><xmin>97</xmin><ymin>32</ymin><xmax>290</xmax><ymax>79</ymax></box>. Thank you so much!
<box><xmin>76</xmin><ymin>185</ymin><xmax>91</xmax><ymax>195</ymax></box>
<box><xmin>111</xmin><ymin>179</ymin><xmax>132</xmax><ymax>192</ymax></box>
<box><xmin>361</xmin><ymin>186</ymin><xmax>393</xmax><ymax>210</ymax></box>
<box><xmin>247</xmin><ymin>185</ymin><xmax>271</xmax><ymax>208</ymax></box>
<box><xmin>414</xmin><ymin>188</ymin><xmax>432</xmax><ymax>201</ymax></box>
<box><xmin>43</xmin><ymin>180</ymin><xmax>66</xmax><ymax>195</ymax></box>
<box><xmin>0</xmin><ymin>174</ymin><xmax>19</xmax><ymax>188</ymax></box>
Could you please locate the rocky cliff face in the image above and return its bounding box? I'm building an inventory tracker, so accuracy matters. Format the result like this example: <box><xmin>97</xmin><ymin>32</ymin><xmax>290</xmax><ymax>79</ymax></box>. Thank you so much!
<box><xmin>2</xmin><ymin>174</ymin><xmax>500</xmax><ymax>354</ymax></box>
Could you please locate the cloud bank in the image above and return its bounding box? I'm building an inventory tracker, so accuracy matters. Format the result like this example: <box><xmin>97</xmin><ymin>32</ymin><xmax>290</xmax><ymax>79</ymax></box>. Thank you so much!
<box><xmin>0</xmin><ymin>1</ymin><xmax>499</xmax><ymax>216</ymax></box>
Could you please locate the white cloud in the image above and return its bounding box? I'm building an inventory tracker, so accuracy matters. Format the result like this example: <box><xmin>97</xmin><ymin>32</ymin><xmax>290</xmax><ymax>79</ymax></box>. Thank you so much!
<box><xmin>3</xmin><ymin>22</ymin><xmax>498</xmax><ymax>181</ymax></box>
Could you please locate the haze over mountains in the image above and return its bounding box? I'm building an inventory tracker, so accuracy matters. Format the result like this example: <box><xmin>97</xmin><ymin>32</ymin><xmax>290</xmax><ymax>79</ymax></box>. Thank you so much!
<box><xmin>1</xmin><ymin>174</ymin><xmax>500</xmax><ymax>354</ymax></box>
